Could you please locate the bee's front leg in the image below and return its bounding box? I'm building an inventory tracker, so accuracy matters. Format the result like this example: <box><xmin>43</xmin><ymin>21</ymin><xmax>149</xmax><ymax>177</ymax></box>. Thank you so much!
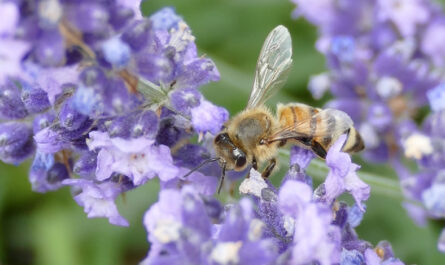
<box><xmin>262</xmin><ymin>158</ymin><xmax>276</xmax><ymax>179</ymax></box>
<box><xmin>252</xmin><ymin>156</ymin><xmax>258</xmax><ymax>170</ymax></box>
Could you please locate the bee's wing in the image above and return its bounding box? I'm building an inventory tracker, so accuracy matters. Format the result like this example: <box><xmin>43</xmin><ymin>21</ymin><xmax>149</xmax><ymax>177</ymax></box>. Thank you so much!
<box><xmin>246</xmin><ymin>25</ymin><xmax>293</xmax><ymax>109</ymax></box>
<box><xmin>267</xmin><ymin>109</ymin><xmax>353</xmax><ymax>142</ymax></box>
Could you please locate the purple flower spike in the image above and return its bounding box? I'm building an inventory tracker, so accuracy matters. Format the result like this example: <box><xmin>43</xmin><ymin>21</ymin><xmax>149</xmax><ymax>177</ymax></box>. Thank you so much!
<box><xmin>324</xmin><ymin>135</ymin><xmax>370</xmax><ymax>210</ymax></box>
<box><xmin>0</xmin><ymin>122</ymin><xmax>35</xmax><ymax>164</ymax></box>
<box><xmin>87</xmin><ymin>131</ymin><xmax>178</xmax><ymax>185</ymax></box>
<box><xmin>191</xmin><ymin>99</ymin><xmax>229</xmax><ymax>135</ymax></box>
<box><xmin>63</xmin><ymin>179</ymin><xmax>129</xmax><ymax>227</ymax></box>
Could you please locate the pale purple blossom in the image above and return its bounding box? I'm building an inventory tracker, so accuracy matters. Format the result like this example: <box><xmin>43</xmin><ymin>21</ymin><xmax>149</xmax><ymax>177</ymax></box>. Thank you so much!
<box><xmin>63</xmin><ymin>179</ymin><xmax>129</xmax><ymax>226</ymax></box>
<box><xmin>0</xmin><ymin>2</ymin><xmax>19</xmax><ymax>37</ymax></box>
<box><xmin>324</xmin><ymin>135</ymin><xmax>370</xmax><ymax>210</ymax></box>
<box><xmin>87</xmin><ymin>131</ymin><xmax>179</xmax><ymax>185</ymax></box>
<box><xmin>0</xmin><ymin>39</ymin><xmax>30</xmax><ymax>85</ymax></box>
<box><xmin>377</xmin><ymin>0</ymin><xmax>430</xmax><ymax>37</ymax></box>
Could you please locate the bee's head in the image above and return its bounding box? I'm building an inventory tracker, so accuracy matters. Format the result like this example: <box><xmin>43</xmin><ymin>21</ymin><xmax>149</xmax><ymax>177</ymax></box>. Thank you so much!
<box><xmin>214</xmin><ymin>132</ymin><xmax>247</xmax><ymax>171</ymax></box>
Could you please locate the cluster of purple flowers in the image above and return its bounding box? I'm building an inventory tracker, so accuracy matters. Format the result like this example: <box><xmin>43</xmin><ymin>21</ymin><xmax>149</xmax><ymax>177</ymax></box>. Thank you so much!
<box><xmin>142</xmin><ymin>137</ymin><xmax>405</xmax><ymax>265</ymax></box>
<box><xmin>0</xmin><ymin>0</ymin><xmax>409</xmax><ymax>264</ymax></box>
<box><xmin>291</xmin><ymin>0</ymin><xmax>445</xmax><ymax>252</ymax></box>
<box><xmin>0</xmin><ymin>0</ymin><xmax>226</xmax><ymax>226</ymax></box>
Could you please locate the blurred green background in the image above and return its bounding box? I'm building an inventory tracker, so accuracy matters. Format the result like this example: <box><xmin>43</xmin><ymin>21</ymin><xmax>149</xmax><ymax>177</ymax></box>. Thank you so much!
<box><xmin>1</xmin><ymin>0</ymin><xmax>445</xmax><ymax>264</ymax></box>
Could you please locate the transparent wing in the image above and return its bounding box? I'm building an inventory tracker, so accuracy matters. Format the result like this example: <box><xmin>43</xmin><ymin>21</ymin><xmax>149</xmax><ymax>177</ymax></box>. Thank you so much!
<box><xmin>267</xmin><ymin>109</ymin><xmax>353</xmax><ymax>142</ymax></box>
<box><xmin>246</xmin><ymin>25</ymin><xmax>293</xmax><ymax>109</ymax></box>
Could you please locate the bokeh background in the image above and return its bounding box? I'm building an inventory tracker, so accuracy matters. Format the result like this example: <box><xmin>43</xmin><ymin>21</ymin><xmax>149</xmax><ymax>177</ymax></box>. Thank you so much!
<box><xmin>1</xmin><ymin>0</ymin><xmax>445</xmax><ymax>264</ymax></box>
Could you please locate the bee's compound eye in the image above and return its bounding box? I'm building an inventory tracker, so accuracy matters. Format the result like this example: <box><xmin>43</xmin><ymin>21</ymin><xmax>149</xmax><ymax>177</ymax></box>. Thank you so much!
<box><xmin>259</xmin><ymin>139</ymin><xmax>266</xmax><ymax>145</ymax></box>
<box><xmin>235</xmin><ymin>156</ymin><xmax>247</xmax><ymax>168</ymax></box>
<box><xmin>214</xmin><ymin>134</ymin><xmax>223</xmax><ymax>144</ymax></box>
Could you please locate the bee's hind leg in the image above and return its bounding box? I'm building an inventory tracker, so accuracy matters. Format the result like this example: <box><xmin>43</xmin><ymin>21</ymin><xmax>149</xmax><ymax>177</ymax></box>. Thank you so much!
<box><xmin>262</xmin><ymin>158</ymin><xmax>276</xmax><ymax>179</ymax></box>
<box><xmin>311</xmin><ymin>140</ymin><xmax>327</xmax><ymax>159</ymax></box>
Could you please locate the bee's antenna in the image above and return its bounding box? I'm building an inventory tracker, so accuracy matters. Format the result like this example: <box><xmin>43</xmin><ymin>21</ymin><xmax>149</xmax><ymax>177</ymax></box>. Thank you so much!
<box><xmin>182</xmin><ymin>157</ymin><xmax>220</xmax><ymax>179</ymax></box>
<box><xmin>217</xmin><ymin>161</ymin><xmax>227</xmax><ymax>194</ymax></box>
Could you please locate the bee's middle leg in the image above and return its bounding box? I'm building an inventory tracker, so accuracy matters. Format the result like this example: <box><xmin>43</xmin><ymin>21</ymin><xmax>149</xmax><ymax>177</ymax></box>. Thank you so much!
<box><xmin>262</xmin><ymin>158</ymin><xmax>276</xmax><ymax>179</ymax></box>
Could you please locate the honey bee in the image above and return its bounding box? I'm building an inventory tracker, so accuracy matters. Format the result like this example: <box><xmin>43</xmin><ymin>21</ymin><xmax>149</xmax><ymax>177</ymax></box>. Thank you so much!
<box><xmin>211</xmin><ymin>25</ymin><xmax>364</xmax><ymax>192</ymax></box>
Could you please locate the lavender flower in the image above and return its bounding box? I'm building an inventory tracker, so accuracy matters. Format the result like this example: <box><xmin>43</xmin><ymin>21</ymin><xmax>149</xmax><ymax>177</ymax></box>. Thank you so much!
<box><xmin>0</xmin><ymin>1</ymin><xmax>225</xmax><ymax>225</ymax></box>
<box><xmin>142</xmin><ymin>141</ymin><xmax>404</xmax><ymax>264</ymax></box>
<box><xmin>142</xmin><ymin>186</ymin><xmax>277</xmax><ymax>265</ymax></box>
<box><xmin>292</xmin><ymin>0</ymin><xmax>445</xmax><ymax>252</ymax></box>
<box><xmin>0</xmin><ymin>0</ymin><xmax>415</xmax><ymax>263</ymax></box>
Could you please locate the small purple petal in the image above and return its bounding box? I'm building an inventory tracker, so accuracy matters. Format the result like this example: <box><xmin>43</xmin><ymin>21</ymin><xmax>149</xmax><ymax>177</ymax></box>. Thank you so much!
<box><xmin>0</xmin><ymin>39</ymin><xmax>29</xmax><ymax>84</ymax></box>
<box><xmin>102</xmin><ymin>37</ymin><xmax>131</xmax><ymax>69</ymax></box>
<box><xmin>348</xmin><ymin>203</ymin><xmax>365</xmax><ymax>228</ymax></box>
<box><xmin>0</xmin><ymin>2</ymin><xmax>19</xmax><ymax>36</ymax></box>
<box><xmin>63</xmin><ymin>179</ymin><xmax>129</xmax><ymax>226</ymax></box>
<box><xmin>150</xmin><ymin>7</ymin><xmax>182</xmax><ymax>30</ymax></box>
<box><xmin>116</xmin><ymin>0</ymin><xmax>142</xmax><ymax>19</ymax></box>
<box><xmin>325</xmin><ymin>135</ymin><xmax>370</xmax><ymax>210</ymax></box>
<box><xmin>422</xmin><ymin>183</ymin><xmax>445</xmax><ymax>218</ymax></box>
<box><xmin>278</xmin><ymin>180</ymin><xmax>312</xmax><ymax>218</ymax></box>
<box><xmin>427</xmin><ymin>84</ymin><xmax>445</xmax><ymax>112</ymax></box>
<box><xmin>170</xmin><ymin>88</ymin><xmax>201</xmax><ymax>115</ymax></box>
<box><xmin>289</xmin><ymin>145</ymin><xmax>315</xmax><ymax>169</ymax></box>
<box><xmin>34</xmin><ymin>28</ymin><xmax>65</xmax><ymax>66</ymax></box>
<box><xmin>59</xmin><ymin>99</ymin><xmax>89</xmax><ymax>131</ymax></box>
<box><xmin>191</xmin><ymin>99</ymin><xmax>228</xmax><ymax>135</ymax></box>
<box><xmin>0</xmin><ymin>122</ymin><xmax>35</xmax><ymax>164</ymax></box>
<box><xmin>365</xmin><ymin>248</ymin><xmax>381</xmax><ymax>265</ymax></box>
<box><xmin>32</xmin><ymin>112</ymin><xmax>55</xmax><ymax>133</ymax></box>
<box><xmin>0</xmin><ymin>80</ymin><xmax>28</xmax><ymax>119</ymax></box>
<box><xmin>438</xmin><ymin>229</ymin><xmax>445</xmax><ymax>253</ymax></box>
<box><xmin>34</xmin><ymin>127</ymin><xmax>70</xmax><ymax>153</ymax></box>
<box><xmin>341</xmin><ymin>249</ymin><xmax>365</xmax><ymax>265</ymax></box>
<box><xmin>88</xmin><ymin>131</ymin><xmax>178</xmax><ymax>185</ymax></box>
<box><xmin>21</xmin><ymin>85</ymin><xmax>51</xmax><ymax>113</ymax></box>
<box><xmin>65</xmin><ymin>3</ymin><xmax>109</xmax><ymax>34</ymax></box>
<box><xmin>122</xmin><ymin>19</ymin><xmax>152</xmax><ymax>52</ymax></box>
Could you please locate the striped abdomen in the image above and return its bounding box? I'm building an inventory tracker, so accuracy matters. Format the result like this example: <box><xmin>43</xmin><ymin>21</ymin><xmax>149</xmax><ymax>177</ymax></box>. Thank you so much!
<box><xmin>276</xmin><ymin>103</ymin><xmax>364</xmax><ymax>158</ymax></box>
